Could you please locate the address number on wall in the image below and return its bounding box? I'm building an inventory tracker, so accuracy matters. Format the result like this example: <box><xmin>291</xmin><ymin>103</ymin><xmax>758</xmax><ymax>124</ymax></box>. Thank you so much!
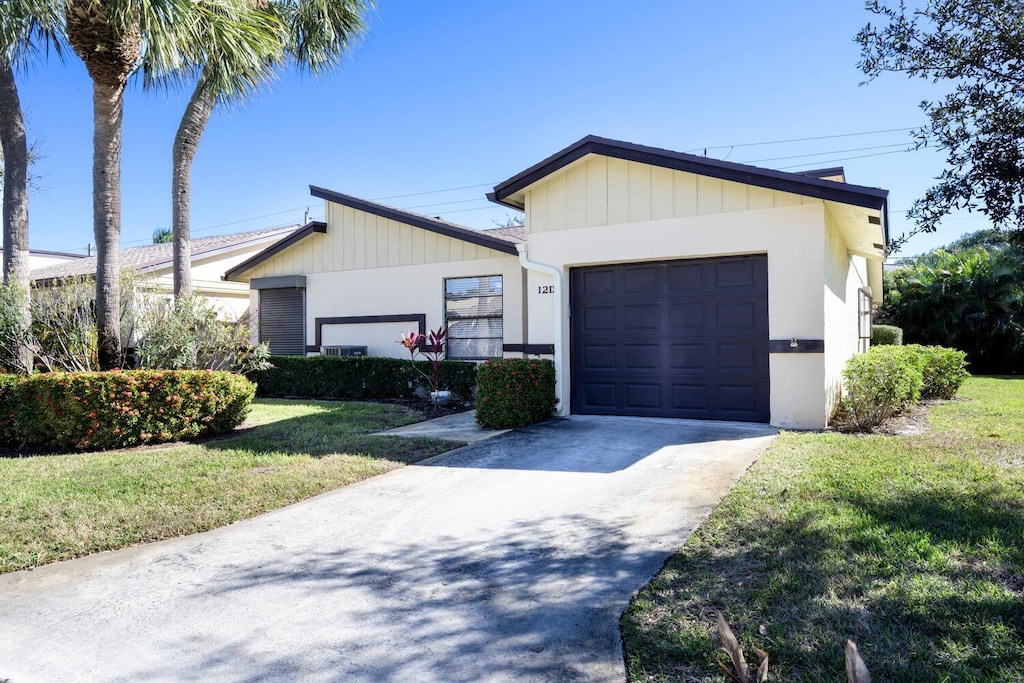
<box><xmin>537</xmin><ymin>286</ymin><xmax>555</xmax><ymax>294</ymax></box>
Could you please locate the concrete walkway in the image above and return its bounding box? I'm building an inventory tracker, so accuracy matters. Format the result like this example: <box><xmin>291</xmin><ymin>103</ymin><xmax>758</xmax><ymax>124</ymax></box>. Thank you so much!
<box><xmin>0</xmin><ymin>416</ymin><xmax>775</xmax><ymax>683</ymax></box>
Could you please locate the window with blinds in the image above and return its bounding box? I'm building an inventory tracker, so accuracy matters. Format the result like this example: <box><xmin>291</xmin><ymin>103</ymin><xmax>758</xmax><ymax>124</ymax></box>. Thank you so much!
<box><xmin>445</xmin><ymin>275</ymin><xmax>503</xmax><ymax>359</ymax></box>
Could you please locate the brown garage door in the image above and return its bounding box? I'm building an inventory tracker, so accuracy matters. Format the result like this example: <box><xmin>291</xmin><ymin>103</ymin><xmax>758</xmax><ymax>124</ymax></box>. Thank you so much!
<box><xmin>570</xmin><ymin>255</ymin><xmax>769</xmax><ymax>422</ymax></box>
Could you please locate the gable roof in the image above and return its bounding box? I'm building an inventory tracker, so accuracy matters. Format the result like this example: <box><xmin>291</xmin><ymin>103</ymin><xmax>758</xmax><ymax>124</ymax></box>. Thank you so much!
<box><xmin>489</xmin><ymin>135</ymin><xmax>889</xmax><ymax>244</ymax></box>
<box><xmin>223</xmin><ymin>221</ymin><xmax>327</xmax><ymax>280</ymax></box>
<box><xmin>310</xmin><ymin>186</ymin><xmax>521</xmax><ymax>255</ymax></box>
<box><xmin>32</xmin><ymin>226</ymin><xmax>301</xmax><ymax>284</ymax></box>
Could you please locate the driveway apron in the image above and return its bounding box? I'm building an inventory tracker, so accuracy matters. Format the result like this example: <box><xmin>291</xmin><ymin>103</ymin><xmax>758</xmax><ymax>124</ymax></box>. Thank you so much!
<box><xmin>0</xmin><ymin>415</ymin><xmax>775</xmax><ymax>682</ymax></box>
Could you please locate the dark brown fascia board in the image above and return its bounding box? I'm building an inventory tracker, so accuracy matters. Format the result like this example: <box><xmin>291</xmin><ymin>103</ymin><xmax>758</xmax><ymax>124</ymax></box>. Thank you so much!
<box><xmin>310</xmin><ymin>186</ymin><xmax>519</xmax><ymax>256</ymax></box>
<box><xmin>223</xmin><ymin>221</ymin><xmax>326</xmax><ymax>281</ymax></box>
<box><xmin>491</xmin><ymin>135</ymin><xmax>891</xmax><ymax>245</ymax></box>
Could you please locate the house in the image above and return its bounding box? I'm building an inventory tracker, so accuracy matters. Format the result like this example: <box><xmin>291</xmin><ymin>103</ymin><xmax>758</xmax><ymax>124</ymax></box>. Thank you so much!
<box><xmin>0</xmin><ymin>247</ymin><xmax>86</xmax><ymax>271</ymax></box>
<box><xmin>32</xmin><ymin>226</ymin><xmax>303</xmax><ymax>320</ymax></box>
<box><xmin>225</xmin><ymin>136</ymin><xmax>888</xmax><ymax>429</ymax></box>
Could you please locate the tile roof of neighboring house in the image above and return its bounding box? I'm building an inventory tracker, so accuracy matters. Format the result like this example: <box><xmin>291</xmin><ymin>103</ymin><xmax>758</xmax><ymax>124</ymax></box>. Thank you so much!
<box><xmin>480</xmin><ymin>225</ymin><xmax>526</xmax><ymax>242</ymax></box>
<box><xmin>32</xmin><ymin>226</ymin><xmax>301</xmax><ymax>283</ymax></box>
<box><xmin>0</xmin><ymin>248</ymin><xmax>86</xmax><ymax>259</ymax></box>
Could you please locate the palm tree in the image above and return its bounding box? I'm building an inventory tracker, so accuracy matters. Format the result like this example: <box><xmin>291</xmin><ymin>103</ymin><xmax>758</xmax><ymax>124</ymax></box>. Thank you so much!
<box><xmin>170</xmin><ymin>0</ymin><xmax>370</xmax><ymax>299</ymax></box>
<box><xmin>63</xmin><ymin>0</ymin><xmax>279</xmax><ymax>368</ymax></box>
<box><xmin>0</xmin><ymin>0</ymin><xmax>63</xmax><ymax>372</ymax></box>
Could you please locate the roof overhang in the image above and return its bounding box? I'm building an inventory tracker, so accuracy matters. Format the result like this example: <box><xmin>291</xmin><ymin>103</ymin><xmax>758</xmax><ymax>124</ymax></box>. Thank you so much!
<box><xmin>224</xmin><ymin>221</ymin><xmax>326</xmax><ymax>281</ymax></box>
<box><xmin>309</xmin><ymin>186</ymin><xmax>519</xmax><ymax>256</ymax></box>
<box><xmin>490</xmin><ymin>135</ymin><xmax>890</xmax><ymax>248</ymax></box>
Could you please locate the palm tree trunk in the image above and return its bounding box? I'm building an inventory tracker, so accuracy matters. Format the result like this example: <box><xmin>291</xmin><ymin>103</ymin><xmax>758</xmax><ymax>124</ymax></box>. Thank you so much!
<box><xmin>92</xmin><ymin>78</ymin><xmax>124</xmax><ymax>370</ymax></box>
<box><xmin>0</xmin><ymin>59</ymin><xmax>33</xmax><ymax>373</ymax></box>
<box><xmin>171</xmin><ymin>76</ymin><xmax>215</xmax><ymax>300</ymax></box>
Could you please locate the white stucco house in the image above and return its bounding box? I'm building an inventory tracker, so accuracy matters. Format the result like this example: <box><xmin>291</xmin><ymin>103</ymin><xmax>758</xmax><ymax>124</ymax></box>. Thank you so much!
<box><xmin>226</xmin><ymin>136</ymin><xmax>889</xmax><ymax>429</ymax></box>
<box><xmin>33</xmin><ymin>226</ymin><xmax>301</xmax><ymax>320</ymax></box>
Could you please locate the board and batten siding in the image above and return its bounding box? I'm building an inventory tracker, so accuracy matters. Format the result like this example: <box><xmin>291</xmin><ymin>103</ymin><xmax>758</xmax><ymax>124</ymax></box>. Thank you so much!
<box><xmin>245</xmin><ymin>202</ymin><xmax>510</xmax><ymax>279</ymax></box>
<box><xmin>526</xmin><ymin>156</ymin><xmax>822</xmax><ymax>233</ymax></box>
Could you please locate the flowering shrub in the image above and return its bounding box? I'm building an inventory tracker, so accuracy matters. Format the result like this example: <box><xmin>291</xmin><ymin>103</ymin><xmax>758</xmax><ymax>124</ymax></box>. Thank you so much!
<box><xmin>398</xmin><ymin>327</ymin><xmax>447</xmax><ymax>395</ymax></box>
<box><xmin>476</xmin><ymin>359</ymin><xmax>557</xmax><ymax>429</ymax></box>
<box><xmin>0</xmin><ymin>370</ymin><xmax>254</xmax><ymax>451</ymax></box>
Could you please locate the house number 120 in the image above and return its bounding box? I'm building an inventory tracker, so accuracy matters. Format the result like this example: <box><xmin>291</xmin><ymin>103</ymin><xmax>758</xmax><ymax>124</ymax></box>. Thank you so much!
<box><xmin>537</xmin><ymin>286</ymin><xmax>555</xmax><ymax>294</ymax></box>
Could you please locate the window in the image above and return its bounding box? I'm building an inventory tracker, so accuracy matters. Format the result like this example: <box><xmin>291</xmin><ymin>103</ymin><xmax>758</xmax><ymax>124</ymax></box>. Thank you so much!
<box><xmin>445</xmin><ymin>275</ymin><xmax>503</xmax><ymax>359</ymax></box>
<box><xmin>259</xmin><ymin>287</ymin><xmax>306</xmax><ymax>355</ymax></box>
<box><xmin>858</xmin><ymin>287</ymin><xmax>872</xmax><ymax>350</ymax></box>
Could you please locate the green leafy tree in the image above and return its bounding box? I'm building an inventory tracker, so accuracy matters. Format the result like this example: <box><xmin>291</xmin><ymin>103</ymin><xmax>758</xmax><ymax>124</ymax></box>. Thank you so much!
<box><xmin>169</xmin><ymin>0</ymin><xmax>370</xmax><ymax>299</ymax></box>
<box><xmin>63</xmin><ymin>0</ymin><xmax>279</xmax><ymax>369</ymax></box>
<box><xmin>152</xmin><ymin>226</ymin><xmax>172</xmax><ymax>243</ymax></box>
<box><xmin>857</xmin><ymin>1</ymin><xmax>1024</xmax><ymax>251</ymax></box>
<box><xmin>0</xmin><ymin>0</ymin><xmax>63</xmax><ymax>372</ymax></box>
<box><xmin>881</xmin><ymin>246</ymin><xmax>1024</xmax><ymax>372</ymax></box>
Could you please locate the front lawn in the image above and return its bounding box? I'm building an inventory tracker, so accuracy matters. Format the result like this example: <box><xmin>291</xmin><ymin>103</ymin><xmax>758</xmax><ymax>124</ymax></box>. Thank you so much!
<box><xmin>622</xmin><ymin>377</ymin><xmax>1024</xmax><ymax>682</ymax></box>
<box><xmin>0</xmin><ymin>400</ymin><xmax>455</xmax><ymax>574</ymax></box>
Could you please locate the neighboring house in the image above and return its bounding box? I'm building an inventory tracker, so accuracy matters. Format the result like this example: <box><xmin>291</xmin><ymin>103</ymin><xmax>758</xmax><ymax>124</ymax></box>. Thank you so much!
<box><xmin>32</xmin><ymin>226</ymin><xmax>303</xmax><ymax>320</ymax></box>
<box><xmin>226</xmin><ymin>135</ymin><xmax>888</xmax><ymax>429</ymax></box>
<box><xmin>0</xmin><ymin>248</ymin><xmax>86</xmax><ymax>271</ymax></box>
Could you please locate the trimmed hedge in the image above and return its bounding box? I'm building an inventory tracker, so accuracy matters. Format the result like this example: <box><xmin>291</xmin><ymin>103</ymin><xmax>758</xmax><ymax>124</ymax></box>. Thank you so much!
<box><xmin>842</xmin><ymin>346</ymin><xmax>923</xmax><ymax>430</ymax></box>
<box><xmin>250</xmin><ymin>355</ymin><xmax>478</xmax><ymax>401</ymax></box>
<box><xmin>905</xmin><ymin>344</ymin><xmax>970</xmax><ymax>399</ymax></box>
<box><xmin>0</xmin><ymin>370</ymin><xmax>254</xmax><ymax>451</ymax></box>
<box><xmin>840</xmin><ymin>344</ymin><xmax>970</xmax><ymax>430</ymax></box>
<box><xmin>476</xmin><ymin>359</ymin><xmax>557</xmax><ymax>429</ymax></box>
<box><xmin>871</xmin><ymin>324</ymin><xmax>903</xmax><ymax>346</ymax></box>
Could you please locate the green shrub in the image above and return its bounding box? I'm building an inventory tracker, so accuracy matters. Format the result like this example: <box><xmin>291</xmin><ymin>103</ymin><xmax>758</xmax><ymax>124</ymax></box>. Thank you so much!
<box><xmin>251</xmin><ymin>355</ymin><xmax>478</xmax><ymax>401</ymax></box>
<box><xmin>905</xmin><ymin>344</ymin><xmax>970</xmax><ymax>399</ymax></box>
<box><xmin>476</xmin><ymin>359</ymin><xmax>557</xmax><ymax>429</ymax></box>
<box><xmin>841</xmin><ymin>346</ymin><xmax>923</xmax><ymax>430</ymax></box>
<box><xmin>7</xmin><ymin>370</ymin><xmax>254</xmax><ymax>451</ymax></box>
<box><xmin>136</xmin><ymin>295</ymin><xmax>271</xmax><ymax>375</ymax></box>
<box><xmin>0</xmin><ymin>374</ymin><xmax>23</xmax><ymax>445</ymax></box>
<box><xmin>871</xmin><ymin>324</ymin><xmax>903</xmax><ymax>346</ymax></box>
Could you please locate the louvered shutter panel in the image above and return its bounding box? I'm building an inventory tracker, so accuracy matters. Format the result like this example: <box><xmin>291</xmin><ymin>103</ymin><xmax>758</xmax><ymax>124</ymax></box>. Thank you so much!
<box><xmin>258</xmin><ymin>288</ymin><xmax>305</xmax><ymax>355</ymax></box>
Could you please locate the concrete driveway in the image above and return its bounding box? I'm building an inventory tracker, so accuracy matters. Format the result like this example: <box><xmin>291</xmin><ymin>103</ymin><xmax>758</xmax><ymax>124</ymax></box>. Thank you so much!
<box><xmin>0</xmin><ymin>415</ymin><xmax>775</xmax><ymax>682</ymax></box>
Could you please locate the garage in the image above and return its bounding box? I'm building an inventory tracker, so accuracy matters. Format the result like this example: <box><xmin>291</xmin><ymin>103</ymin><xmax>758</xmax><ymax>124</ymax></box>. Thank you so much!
<box><xmin>570</xmin><ymin>255</ymin><xmax>770</xmax><ymax>422</ymax></box>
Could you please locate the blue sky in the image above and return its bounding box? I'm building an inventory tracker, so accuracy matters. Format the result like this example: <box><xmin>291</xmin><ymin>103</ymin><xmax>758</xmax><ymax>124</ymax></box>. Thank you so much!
<box><xmin>16</xmin><ymin>0</ymin><xmax>981</xmax><ymax>256</ymax></box>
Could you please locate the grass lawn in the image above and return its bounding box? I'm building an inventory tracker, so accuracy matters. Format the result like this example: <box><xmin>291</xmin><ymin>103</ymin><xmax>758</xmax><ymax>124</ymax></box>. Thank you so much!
<box><xmin>622</xmin><ymin>376</ymin><xmax>1024</xmax><ymax>682</ymax></box>
<box><xmin>0</xmin><ymin>399</ymin><xmax>456</xmax><ymax>575</ymax></box>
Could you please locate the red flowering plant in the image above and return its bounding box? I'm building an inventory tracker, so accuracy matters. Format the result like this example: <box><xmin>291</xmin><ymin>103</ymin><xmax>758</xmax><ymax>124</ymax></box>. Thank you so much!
<box><xmin>398</xmin><ymin>326</ymin><xmax>447</xmax><ymax>398</ymax></box>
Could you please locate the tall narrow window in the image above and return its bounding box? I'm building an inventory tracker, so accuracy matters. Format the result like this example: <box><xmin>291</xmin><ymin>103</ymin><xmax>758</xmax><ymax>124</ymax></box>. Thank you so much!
<box><xmin>445</xmin><ymin>275</ymin><xmax>503</xmax><ymax>359</ymax></box>
<box><xmin>858</xmin><ymin>287</ymin><xmax>872</xmax><ymax>350</ymax></box>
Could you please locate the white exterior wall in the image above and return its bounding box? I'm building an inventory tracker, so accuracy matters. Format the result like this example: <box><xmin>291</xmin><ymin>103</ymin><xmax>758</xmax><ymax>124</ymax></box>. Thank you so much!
<box><xmin>823</xmin><ymin>208</ymin><xmax>870</xmax><ymax>418</ymax></box>
<box><xmin>524</xmin><ymin>201</ymin><xmax>830</xmax><ymax>429</ymax></box>
<box><xmin>240</xmin><ymin>201</ymin><xmax>526</xmax><ymax>357</ymax></box>
<box><xmin>301</xmin><ymin>257</ymin><xmax>524</xmax><ymax>357</ymax></box>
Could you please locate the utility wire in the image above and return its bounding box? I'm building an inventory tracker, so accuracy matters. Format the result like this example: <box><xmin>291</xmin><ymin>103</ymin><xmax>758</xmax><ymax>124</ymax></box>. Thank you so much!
<box><xmin>686</xmin><ymin>126</ymin><xmax>917</xmax><ymax>153</ymax></box>
<box><xmin>740</xmin><ymin>142</ymin><xmax>911</xmax><ymax>164</ymax></box>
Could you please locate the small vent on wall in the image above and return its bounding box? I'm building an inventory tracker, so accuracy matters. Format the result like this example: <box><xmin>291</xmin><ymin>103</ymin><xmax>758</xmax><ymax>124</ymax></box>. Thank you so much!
<box><xmin>321</xmin><ymin>345</ymin><xmax>368</xmax><ymax>357</ymax></box>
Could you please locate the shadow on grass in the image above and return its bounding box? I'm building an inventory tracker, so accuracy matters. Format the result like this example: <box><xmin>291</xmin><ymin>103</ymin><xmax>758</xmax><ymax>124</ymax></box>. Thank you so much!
<box><xmin>206</xmin><ymin>400</ymin><xmax>458</xmax><ymax>463</ymax></box>
<box><xmin>623</xmin><ymin>485</ymin><xmax>1024</xmax><ymax>682</ymax></box>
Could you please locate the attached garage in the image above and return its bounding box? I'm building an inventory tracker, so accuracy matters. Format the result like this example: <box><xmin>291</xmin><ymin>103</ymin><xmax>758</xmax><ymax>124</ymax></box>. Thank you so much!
<box><xmin>571</xmin><ymin>255</ymin><xmax>770</xmax><ymax>422</ymax></box>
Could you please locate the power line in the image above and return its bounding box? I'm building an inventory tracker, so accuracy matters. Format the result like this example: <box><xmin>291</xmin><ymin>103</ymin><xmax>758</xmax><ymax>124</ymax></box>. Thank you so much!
<box><xmin>400</xmin><ymin>197</ymin><xmax>494</xmax><ymax>211</ymax></box>
<box><xmin>740</xmin><ymin>142</ymin><xmax>911</xmax><ymax>165</ymax></box>
<box><xmin>777</xmin><ymin>148</ymin><xmax>915</xmax><ymax>170</ymax></box>
<box><xmin>686</xmin><ymin>126</ymin><xmax>917</xmax><ymax>154</ymax></box>
<box><xmin>372</xmin><ymin>182</ymin><xmax>496</xmax><ymax>201</ymax></box>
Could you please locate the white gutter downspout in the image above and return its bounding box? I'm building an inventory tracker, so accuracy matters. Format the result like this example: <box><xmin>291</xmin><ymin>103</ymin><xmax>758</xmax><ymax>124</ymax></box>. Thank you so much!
<box><xmin>516</xmin><ymin>242</ymin><xmax>567</xmax><ymax>416</ymax></box>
